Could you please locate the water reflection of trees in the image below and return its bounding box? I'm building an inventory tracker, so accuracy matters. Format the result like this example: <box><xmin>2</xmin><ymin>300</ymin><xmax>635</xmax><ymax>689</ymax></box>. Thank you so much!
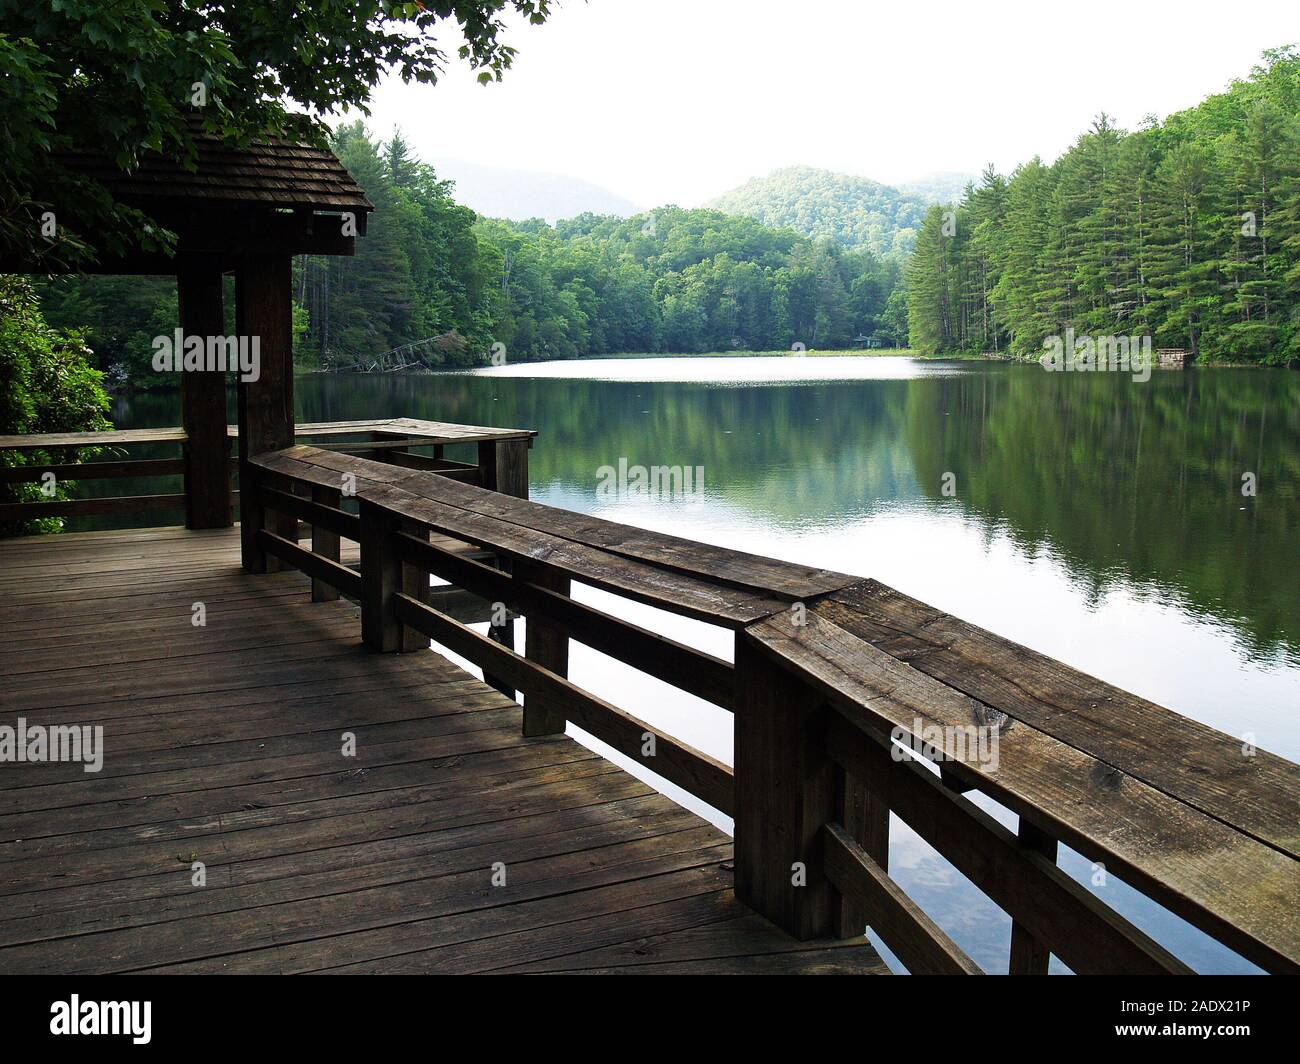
<box><xmin>904</xmin><ymin>369</ymin><xmax>1300</xmax><ymax>658</ymax></box>
<box><xmin>128</xmin><ymin>366</ymin><xmax>1297</xmax><ymax>659</ymax></box>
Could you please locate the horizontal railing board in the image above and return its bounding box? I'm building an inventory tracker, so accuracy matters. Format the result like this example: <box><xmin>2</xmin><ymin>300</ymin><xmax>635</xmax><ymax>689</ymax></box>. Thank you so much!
<box><xmin>745</xmin><ymin>608</ymin><xmax>1300</xmax><ymax>974</ymax></box>
<box><xmin>0</xmin><ymin>428</ymin><xmax>190</xmax><ymax>449</ymax></box>
<box><xmin>256</xmin><ymin>530</ymin><xmax>362</xmax><ymax>600</ymax></box>
<box><xmin>316</xmin><ymin>438</ymin><xmax>483</xmax><ymax>453</ymax></box>
<box><xmin>824</xmin><ymin>713</ymin><xmax>1192</xmax><ymax>974</ymax></box>
<box><xmin>394</xmin><ymin>531</ymin><xmax>735</xmax><ymax>710</ymax></box>
<box><xmin>0</xmin><ymin>494</ymin><xmax>190</xmax><ymax>520</ymax></box>
<box><xmin>823</xmin><ymin>823</ymin><xmax>983</xmax><ymax>975</ymax></box>
<box><xmin>259</xmin><ymin>485</ymin><xmax>360</xmax><ymax>541</ymax></box>
<box><xmin>372</xmin><ymin>452</ymin><xmax>479</xmax><ymax>480</ymax></box>
<box><xmin>0</xmin><ymin>459</ymin><xmax>185</xmax><ymax>483</ymax></box>
<box><xmin>393</xmin><ymin>592</ymin><xmax>734</xmax><ymax>815</ymax></box>
<box><xmin>823</xmin><ymin>579</ymin><xmax>1300</xmax><ymax>861</ymax></box>
<box><xmin>288</xmin><ymin>418</ymin><xmax>535</xmax><ymax>446</ymax></box>
<box><xmin>0</xmin><ymin>419</ymin><xmax>532</xmax><ymax>455</ymax></box>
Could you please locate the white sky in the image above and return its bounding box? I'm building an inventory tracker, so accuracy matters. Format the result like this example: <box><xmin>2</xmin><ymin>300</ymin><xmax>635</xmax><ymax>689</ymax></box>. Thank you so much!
<box><xmin>358</xmin><ymin>0</ymin><xmax>1296</xmax><ymax>207</ymax></box>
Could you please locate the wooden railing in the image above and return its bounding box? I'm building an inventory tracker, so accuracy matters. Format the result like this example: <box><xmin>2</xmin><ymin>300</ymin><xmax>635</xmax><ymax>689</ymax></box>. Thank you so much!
<box><xmin>225</xmin><ymin>442</ymin><xmax>1300</xmax><ymax>974</ymax></box>
<box><xmin>0</xmin><ymin>418</ymin><xmax>526</xmax><ymax>530</ymax></box>
<box><xmin>0</xmin><ymin>427</ymin><xmax>230</xmax><ymax>525</ymax></box>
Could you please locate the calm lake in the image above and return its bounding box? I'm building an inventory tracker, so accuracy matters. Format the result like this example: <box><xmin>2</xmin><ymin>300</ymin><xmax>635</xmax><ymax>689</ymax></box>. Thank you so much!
<box><xmin>104</xmin><ymin>355</ymin><xmax>1299</xmax><ymax>973</ymax></box>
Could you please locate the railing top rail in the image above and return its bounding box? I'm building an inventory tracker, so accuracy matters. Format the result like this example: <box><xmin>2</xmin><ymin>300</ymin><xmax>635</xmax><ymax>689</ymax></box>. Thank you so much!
<box><xmin>746</xmin><ymin>591</ymin><xmax>1300</xmax><ymax>973</ymax></box>
<box><xmin>0</xmin><ymin>418</ymin><xmax>535</xmax><ymax>453</ymax></box>
<box><xmin>252</xmin><ymin>445</ymin><xmax>855</xmax><ymax>621</ymax></box>
<box><xmin>290</xmin><ymin>417</ymin><xmax>538</xmax><ymax>445</ymax></box>
<box><xmin>0</xmin><ymin>427</ymin><xmax>191</xmax><ymax>450</ymax></box>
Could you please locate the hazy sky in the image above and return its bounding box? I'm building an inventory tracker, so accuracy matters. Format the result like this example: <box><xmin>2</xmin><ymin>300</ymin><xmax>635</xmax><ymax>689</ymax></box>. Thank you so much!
<box><xmin>360</xmin><ymin>0</ymin><xmax>1295</xmax><ymax>207</ymax></box>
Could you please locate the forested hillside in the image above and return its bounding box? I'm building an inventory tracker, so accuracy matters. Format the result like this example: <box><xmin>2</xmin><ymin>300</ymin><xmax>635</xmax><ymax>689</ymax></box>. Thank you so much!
<box><xmin>905</xmin><ymin>47</ymin><xmax>1300</xmax><ymax>364</ymax></box>
<box><xmin>706</xmin><ymin>166</ymin><xmax>930</xmax><ymax>258</ymax></box>
<box><xmin>36</xmin><ymin>128</ymin><xmax>906</xmax><ymax>386</ymax></box>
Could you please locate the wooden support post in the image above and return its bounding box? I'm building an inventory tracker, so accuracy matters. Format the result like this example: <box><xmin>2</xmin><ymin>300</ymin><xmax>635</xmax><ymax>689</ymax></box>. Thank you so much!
<box><xmin>1008</xmin><ymin>819</ymin><xmax>1059</xmax><ymax>974</ymax></box>
<box><xmin>360</xmin><ymin>499</ymin><xmax>428</xmax><ymax>652</ymax></box>
<box><xmin>734</xmin><ymin>634</ymin><xmax>836</xmax><ymax>941</ymax></box>
<box><xmin>833</xmin><ymin>767</ymin><xmax>890</xmax><ymax>939</ymax></box>
<box><xmin>519</xmin><ymin>561</ymin><xmax>569</xmax><ymax>736</ymax></box>
<box><xmin>234</xmin><ymin>254</ymin><xmax>295</xmax><ymax>572</ymax></box>
<box><xmin>478</xmin><ymin>437</ymin><xmax>533</xmax><ymax>709</ymax></box>
<box><xmin>177</xmin><ymin>258</ymin><xmax>232</xmax><ymax>529</ymax></box>
<box><xmin>310</xmin><ymin>484</ymin><xmax>341</xmax><ymax>603</ymax></box>
<box><xmin>370</xmin><ymin>431</ymin><xmax>405</xmax><ymax>464</ymax></box>
<box><xmin>359</xmin><ymin>499</ymin><xmax>400</xmax><ymax>652</ymax></box>
<box><xmin>477</xmin><ymin>439</ymin><xmax>529</xmax><ymax>499</ymax></box>
<box><xmin>486</xmin><ymin>615</ymin><xmax>518</xmax><ymax>701</ymax></box>
<box><xmin>400</xmin><ymin>523</ymin><xmax>429</xmax><ymax>653</ymax></box>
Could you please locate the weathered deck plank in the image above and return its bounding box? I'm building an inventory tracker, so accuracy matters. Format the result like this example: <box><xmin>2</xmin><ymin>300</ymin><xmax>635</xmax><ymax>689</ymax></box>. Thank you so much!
<box><xmin>0</xmin><ymin>525</ymin><xmax>886</xmax><ymax>975</ymax></box>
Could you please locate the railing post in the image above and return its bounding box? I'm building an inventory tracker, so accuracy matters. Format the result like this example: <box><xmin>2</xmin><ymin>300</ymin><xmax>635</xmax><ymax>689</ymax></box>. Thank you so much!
<box><xmin>310</xmin><ymin>484</ymin><xmax>341</xmax><ymax>603</ymax></box>
<box><xmin>234</xmin><ymin>253</ymin><xmax>295</xmax><ymax>573</ymax></box>
<box><xmin>477</xmin><ymin>438</ymin><xmax>528</xmax><ymax>499</ymax></box>
<box><xmin>1008</xmin><ymin>820</ymin><xmax>1058</xmax><ymax>974</ymax></box>
<box><xmin>360</xmin><ymin>498</ymin><xmax>427</xmax><ymax>652</ymax></box>
<box><xmin>399</xmin><ymin>524</ymin><xmax>430</xmax><ymax>653</ymax></box>
<box><xmin>519</xmin><ymin>560</ymin><xmax>569</xmax><ymax>736</ymax></box>
<box><xmin>485</xmin><ymin>612</ymin><xmax>518</xmax><ymax>700</ymax></box>
<box><xmin>241</xmin><ymin>463</ymin><xmax>268</xmax><ymax>573</ymax></box>
<box><xmin>834</xmin><ymin>765</ymin><xmax>890</xmax><ymax>938</ymax></box>
<box><xmin>479</xmin><ymin>437</ymin><xmax>539</xmax><ymax>717</ymax></box>
<box><xmin>177</xmin><ymin>255</ymin><xmax>233</xmax><ymax>530</ymax></box>
<box><xmin>733</xmin><ymin>632</ymin><xmax>837</xmax><ymax>940</ymax></box>
<box><xmin>360</xmin><ymin>499</ymin><xmax>400</xmax><ymax>652</ymax></box>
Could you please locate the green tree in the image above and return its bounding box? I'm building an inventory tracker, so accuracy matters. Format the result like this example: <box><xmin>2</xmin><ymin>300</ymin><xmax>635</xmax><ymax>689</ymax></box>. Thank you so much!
<box><xmin>0</xmin><ymin>1</ymin><xmax>554</xmax><ymax>268</ymax></box>
<box><xmin>0</xmin><ymin>275</ymin><xmax>111</xmax><ymax>535</ymax></box>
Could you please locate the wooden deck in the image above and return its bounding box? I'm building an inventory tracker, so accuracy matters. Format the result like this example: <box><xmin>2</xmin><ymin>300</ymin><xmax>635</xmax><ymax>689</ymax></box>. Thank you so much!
<box><xmin>0</xmin><ymin>525</ymin><xmax>888</xmax><ymax>975</ymax></box>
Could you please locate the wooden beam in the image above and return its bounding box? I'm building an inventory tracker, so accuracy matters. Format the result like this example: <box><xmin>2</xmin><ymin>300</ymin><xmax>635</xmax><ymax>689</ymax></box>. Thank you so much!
<box><xmin>834</xmin><ymin>762</ymin><xmax>890</xmax><ymax>938</ymax></box>
<box><xmin>393</xmin><ymin>592</ymin><xmax>734</xmax><ymax>813</ymax></box>
<box><xmin>0</xmin><ymin>459</ymin><xmax>184</xmax><ymax>483</ymax></box>
<box><xmin>1008</xmin><ymin>819</ymin><xmax>1059</xmax><ymax>974</ymax></box>
<box><xmin>823</xmin><ymin>713</ymin><xmax>1193</xmax><ymax>974</ymax></box>
<box><xmin>258</xmin><ymin>485</ymin><xmax>358</xmax><ymax>541</ymax></box>
<box><xmin>234</xmin><ymin>254</ymin><xmax>295</xmax><ymax>572</ymax></box>
<box><xmin>177</xmin><ymin>257</ymin><xmax>233</xmax><ymax>529</ymax></box>
<box><xmin>733</xmin><ymin>632</ymin><xmax>836</xmax><ymax>941</ymax></box>
<box><xmin>824</xmin><ymin>823</ymin><xmax>983</xmax><ymax>974</ymax></box>
<box><xmin>0</xmin><ymin>494</ymin><xmax>188</xmax><ymax>521</ymax></box>
<box><xmin>359</xmin><ymin>499</ymin><xmax>401</xmax><ymax>653</ymax></box>
<box><xmin>477</xmin><ymin>439</ymin><xmax>529</xmax><ymax>499</ymax></box>
<box><xmin>310</xmin><ymin>484</ymin><xmax>343</xmax><ymax>604</ymax></box>
<box><xmin>519</xmin><ymin>561</ymin><xmax>570</xmax><ymax>737</ymax></box>
<box><xmin>392</xmin><ymin>531</ymin><xmax>734</xmax><ymax>709</ymax></box>
<box><xmin>256</xmin><ymin>529</ymin><xmax>361</xmax><ymax>601</ymax></box>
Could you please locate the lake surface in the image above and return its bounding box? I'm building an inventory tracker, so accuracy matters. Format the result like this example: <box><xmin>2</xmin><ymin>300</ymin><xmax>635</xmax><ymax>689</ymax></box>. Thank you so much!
<box><xmin>105</xmin><ymin>355</ymin><xmax>1299</xmax><ymax>973</ymax></box>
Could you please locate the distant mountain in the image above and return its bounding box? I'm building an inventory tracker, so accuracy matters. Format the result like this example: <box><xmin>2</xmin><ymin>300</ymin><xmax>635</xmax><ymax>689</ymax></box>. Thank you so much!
<box><xmin>705</xmin><ymin>165</ymin><xmax>931</xmax><ymax>258</ymax></box>
<box><xmin>428</xmin><ymin>157</ymin><xmax>640</xmax><ymax>223</ymax></box>
<box><xmin>896</xmin><ymin>171</ymin><xmax>978</xmax><ymax>205</ymax></box>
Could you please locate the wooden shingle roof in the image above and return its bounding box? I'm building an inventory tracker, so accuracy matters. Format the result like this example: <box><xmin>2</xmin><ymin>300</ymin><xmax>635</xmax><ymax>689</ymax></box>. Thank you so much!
<box><xmin>59</xmin><ymin>129</ymin><xmax>373</xmax><ymax>217</ymax></box>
